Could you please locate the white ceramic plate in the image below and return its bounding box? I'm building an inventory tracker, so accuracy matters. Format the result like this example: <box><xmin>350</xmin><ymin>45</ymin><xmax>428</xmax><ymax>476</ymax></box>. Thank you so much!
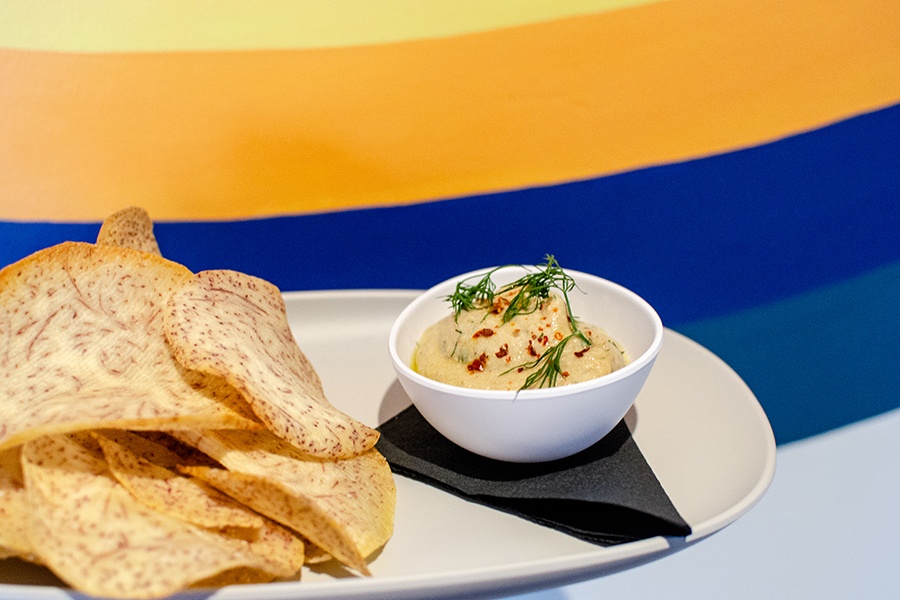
<box><xmin>0</xmin><ymin>290</ymin><xmax>776</xmax><ymax>600</ymax></box>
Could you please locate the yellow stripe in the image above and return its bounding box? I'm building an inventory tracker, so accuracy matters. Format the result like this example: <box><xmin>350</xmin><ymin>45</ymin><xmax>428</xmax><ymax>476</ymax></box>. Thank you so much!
<box><xmin>0</xmin><ymin>0</ymin><xmax>663</xmax><ymax>52</ymax></box>
<box><xmin>0</xmin><ymin>0</ymin><xmax>897</xmax><ymax>222</ymax></box>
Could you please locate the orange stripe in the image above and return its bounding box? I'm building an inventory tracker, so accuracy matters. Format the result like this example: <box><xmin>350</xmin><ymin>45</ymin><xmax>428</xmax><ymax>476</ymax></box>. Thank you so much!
<box><xmin>1</xmin><ymin>0</ymin><xmax>898</xmax><ymax>221</ymax></box>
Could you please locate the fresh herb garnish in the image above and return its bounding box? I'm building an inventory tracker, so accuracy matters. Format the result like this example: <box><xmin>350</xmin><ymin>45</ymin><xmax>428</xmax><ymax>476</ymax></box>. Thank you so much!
<box><xmin>447</xmin><ymin>255</ymin><xmax>573</xmax><ymax>321</ymax></box>
<box><xmin>505</xmin><ymin>333</ymin><xmax>585</xmax><ymax>389</ymax></box>
<box><xmin>444</xmin><ymin>255</ymin><xmax>591</xmax><ymax>390</ymax></box>
<box><xmin>446</xmin><ymin>269</ymin><xmax>499</xmax><ymax>320</ymax></box>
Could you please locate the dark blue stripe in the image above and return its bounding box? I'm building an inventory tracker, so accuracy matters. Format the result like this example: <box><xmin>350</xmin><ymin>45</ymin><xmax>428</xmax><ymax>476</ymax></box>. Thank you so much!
<box><xmin>0</xmin><ymin>222</ymin><xmax>99</xmax><ymax>263</ymax></box>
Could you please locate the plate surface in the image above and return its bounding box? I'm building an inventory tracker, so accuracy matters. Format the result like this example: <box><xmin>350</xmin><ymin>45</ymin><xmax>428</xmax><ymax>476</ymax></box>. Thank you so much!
<box><xmin>0</xmin><ymin>290</ymin><xmax>776</xmax><ymax>600</ymax></box>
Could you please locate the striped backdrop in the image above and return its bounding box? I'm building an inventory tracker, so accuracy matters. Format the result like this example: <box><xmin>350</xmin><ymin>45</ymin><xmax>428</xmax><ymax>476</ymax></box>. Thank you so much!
<box><xmin>2</xmin><ymin>0</ymin><xmax>898</xmax><ymax>445</ymax></box>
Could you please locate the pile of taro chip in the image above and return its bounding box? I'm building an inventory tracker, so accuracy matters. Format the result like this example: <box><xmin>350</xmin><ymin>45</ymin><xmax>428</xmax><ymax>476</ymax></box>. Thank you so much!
<box><xmin>0</xmin><ymin>207</ymin><xmax>396</xmax><ymax>598</ymax></box>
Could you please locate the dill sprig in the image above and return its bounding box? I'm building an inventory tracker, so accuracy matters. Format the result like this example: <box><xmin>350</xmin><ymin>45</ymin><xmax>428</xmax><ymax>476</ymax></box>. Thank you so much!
<box><xmin>444</xmin><ymin>255</ymin><xmax>592</xmax><ymax>390</ymax></box>
<box><xmin>505</xmin><ymin>333</ymin><xmax>587</xmax><ymax>390</ymax></box>
<box><xmin>445</xmin><ymin>268</ymin><xmax>500</xmax><ymax>320</ymax></box>
<box><xmin>446</xmin><ymin>255</ymin><xmax>576</xmax><ymax>321</ymax></box>
<box><xmin>495</xmin><ymin>255</ymin><xmax>577</xmax><ymax>324</ymax></box>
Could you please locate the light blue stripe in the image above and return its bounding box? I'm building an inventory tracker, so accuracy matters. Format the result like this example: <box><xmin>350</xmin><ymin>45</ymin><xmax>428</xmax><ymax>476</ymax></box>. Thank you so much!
<box><xmin>676</xmin><ymin>261</ymin><xmax>900</xmax><ymax>444</ymax></box>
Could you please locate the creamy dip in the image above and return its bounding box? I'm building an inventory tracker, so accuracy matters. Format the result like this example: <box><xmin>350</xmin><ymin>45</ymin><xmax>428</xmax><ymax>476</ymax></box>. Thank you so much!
<box><xmin>413</xmin><ymin>288</ymin><xmax>628</xmax><ymax>390</ymax></box>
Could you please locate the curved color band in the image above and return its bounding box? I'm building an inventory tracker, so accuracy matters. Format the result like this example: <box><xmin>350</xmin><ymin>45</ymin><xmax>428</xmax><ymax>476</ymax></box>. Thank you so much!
<box><xmin>1</xmin><ymin>0</ymin><xmax>897</xmax><ymax>221</ymax></box>
<box><xmin>0</xmin><ymin>0</ymin><xmax>661</xmax><ymax>52</ymax></box>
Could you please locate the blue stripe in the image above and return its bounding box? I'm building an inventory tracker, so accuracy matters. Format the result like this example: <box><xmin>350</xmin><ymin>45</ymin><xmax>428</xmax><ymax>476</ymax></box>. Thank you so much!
<box><xmin>0</xmin><ymin>222</ymin><xmax>98</xmax><ymax>265</ymax></box>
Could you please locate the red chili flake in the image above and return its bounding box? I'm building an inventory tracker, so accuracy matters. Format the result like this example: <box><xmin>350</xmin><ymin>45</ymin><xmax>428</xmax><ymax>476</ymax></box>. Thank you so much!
<box><xmin>574</xmin><ymin>347</ymin><xmax>590</xmax><ymax>358</ymax></box>
<box><xmin>539</xmin><ymin>334</ymin><xmax>549</xmax><ymax>346</ymax></box>
<box><xmin>561</xmin><ymin>371</ymin><xmax>570</xmax><ymax>377</ymax></box>
<box><xmin>467</xmin><ymin>353</ymin><xmax>488</xmax><ymax>372</ymax></box>
<box><xmin>495</xmin><ymin>343</ymin><xmax>509</xmax><ymax>358</ymax></box>
<box><xmin>527</xmin><ymin>341</ymin><xmax>540</xmax><ymax>357</ymax></box>
<box><xmin>490</xmin><ymin>297</ymin><xmax>509</xmax><ymax>314</ymax></box>
<box><xmin>554</xmin><ymin>331</ymin><xmax>564</xmax><ymax>341</ymax></box>
<box><xmin>472</xmin><ymin>328</ymin><xmax>495</xmax><ymax>339</ymax></box>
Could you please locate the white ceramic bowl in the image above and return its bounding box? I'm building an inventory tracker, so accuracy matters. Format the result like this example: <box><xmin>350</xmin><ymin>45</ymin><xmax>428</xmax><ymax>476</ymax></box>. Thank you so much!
<box><xmin>388</xmin><ymin>265</ymin><xmax>664</xmax><ymax>463</ymax></box>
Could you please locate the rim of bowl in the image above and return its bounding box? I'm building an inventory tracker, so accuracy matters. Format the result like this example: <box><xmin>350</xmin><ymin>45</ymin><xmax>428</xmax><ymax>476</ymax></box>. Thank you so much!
<box><xmin>388</xmin><ymin>265</ymin><xmax>664</xmax><ymax>400</ymax></box>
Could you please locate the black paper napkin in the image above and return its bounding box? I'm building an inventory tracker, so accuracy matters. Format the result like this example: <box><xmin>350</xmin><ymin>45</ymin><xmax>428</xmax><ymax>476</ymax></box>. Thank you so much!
<box><xmin>376</xmin><ymin>405</ymin><xmax>691</xmax><ymax>545</ymax></box>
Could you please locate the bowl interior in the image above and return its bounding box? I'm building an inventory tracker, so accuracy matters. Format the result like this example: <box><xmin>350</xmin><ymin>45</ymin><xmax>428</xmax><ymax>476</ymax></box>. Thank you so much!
<box><xmin>391</xmin><ymin>266</ymin><xmax>662</xmax><ymax>394</ymax></box>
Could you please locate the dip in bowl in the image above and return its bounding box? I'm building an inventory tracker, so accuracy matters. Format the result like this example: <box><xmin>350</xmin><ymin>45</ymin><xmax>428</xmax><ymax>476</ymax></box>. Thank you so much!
<box><xmin>389</xmin><ymin>261</ymin><xmax>663</xmax><ymax>463</ymax></box>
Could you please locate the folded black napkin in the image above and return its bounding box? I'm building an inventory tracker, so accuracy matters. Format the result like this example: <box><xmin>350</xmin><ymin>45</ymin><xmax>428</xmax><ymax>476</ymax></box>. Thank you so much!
<box><xmin>376</xmin><ymin>405</ymin><xmax>691</xmax><ymax>546</ymax></box>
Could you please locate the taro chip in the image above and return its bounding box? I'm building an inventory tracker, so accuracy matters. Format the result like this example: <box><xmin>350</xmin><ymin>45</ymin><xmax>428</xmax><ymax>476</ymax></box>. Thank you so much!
<box><xmin>98</xmin><ymin>429</ymin><xmax>216</xmax><ymax>470</ymax></box>
<box><xmin>0</xmin><ymin>447</ymin><xmax>35</xmax><ymax>562</ymax></box>
<box><xmin>21</xmin><ymin>434</ymin><xmax>302</xmax><ymax>599</ymax></box>
<box><xmin>96</xmin><ymin>206</ymin><xmax>161</xmax><ymax>256</ymax></box>
<box><xmin>214</xmin><ymin>518</ymin><xmax>306</xmax><ymax>581</ymax></box>
<box><xmin>176</xmin><ymin>429</ymin><xmax>395</xmax><ymax>576</ymax></box>
<box><xmin>1</xmin><ymin>208</ymin><xmax>397</xmax><ymax>591</ymax></box>
<box><xmin>0</xmin><ymin>242</ymin><xmax>260</xmax><ymax>451</ymax></box>
<box><xmin>94</xmin><ymin>431</ymin><xmax>264</xmax><ymax>530</ymax></box>
<box><xmin>164</xmin><ymin>270</ymin><xmax>379</xmax><ymax>459</ymax></box>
